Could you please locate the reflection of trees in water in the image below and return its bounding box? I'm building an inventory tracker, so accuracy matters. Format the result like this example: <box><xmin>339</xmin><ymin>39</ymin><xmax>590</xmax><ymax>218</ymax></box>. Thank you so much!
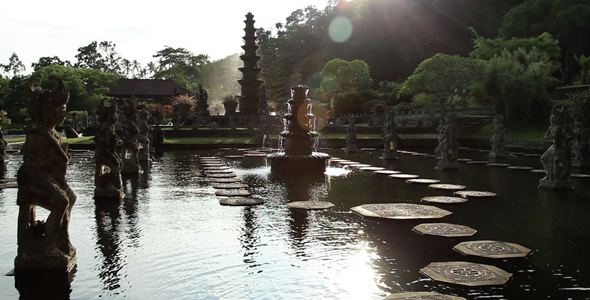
<box><xmin>94</xmin><ymin>201</ymin><xmax>123</xmax><ymax>292</ymax></box>
<box><xmin>239</xmin><ymin>207</ymin><xmax>260</xmax><ymax>265</ymax></box>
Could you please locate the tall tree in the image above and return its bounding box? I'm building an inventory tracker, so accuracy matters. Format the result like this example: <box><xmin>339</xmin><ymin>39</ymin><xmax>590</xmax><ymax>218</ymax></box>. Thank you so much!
<box><xmin>74</xmin><ymin>41</ymin><xmax>123</xmax><ymax>75</ymax></box>
<box><xmin>31</xmin><ymin>56</ymin><xmax>71</xmax><ymax>71</ymax></box>
<box><xmin>152</xmin><ymin>46</ymin><xmax>208</xmax><ymax>91</ymax></box>
<box><xmin>1</xmin><ymin>53</ymin><xmax>26</xmax><ymax>76</ymax></box>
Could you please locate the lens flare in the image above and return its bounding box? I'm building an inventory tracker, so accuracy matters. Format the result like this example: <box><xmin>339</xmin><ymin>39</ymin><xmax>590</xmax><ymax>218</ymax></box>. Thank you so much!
<box><xmin>329</xmin><ymin>16</ymin><xmax>353</xmax><ymax>43</ymax></box>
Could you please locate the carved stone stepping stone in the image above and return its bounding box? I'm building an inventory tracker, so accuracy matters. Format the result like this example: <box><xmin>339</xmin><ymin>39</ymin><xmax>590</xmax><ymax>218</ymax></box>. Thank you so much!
<box><xmin>454</xmin><ymin>240</ymin><xmax>531</xmax><ymax>258</ymax></box>
<box><xmin>202</xmin><ymin>166</ymin><xmax>230</xmax><ymax>170</ymax></box>
<box><xmin>420</xmin><ymin>261</ymin><xmax>512</xmax><ymax>286</ymax></box>
<box><xmin>359</xmin><ymin>166</ymin><xmax>385</xmax><ymax>171</ymax></box>
<box><xmin>414</xmin><ymin>223</ymin><xmax>476</xmax><ymax>237</ymax></box>
<box><xmin>389</xmin><ymin>174</ymin><xmax>420</xmax><ymax>179</ymax></box>
<box><xmin>421</xmin><ymin>196</ymin><xmax>468</xmax><ymax>204</ymax></box>
<box><xmin>531</xmin><ymin>169</ymin><xmax>545</xmax><ymax>173</ymax></box>
<box><xmin>457</xmin><ymin>158</ymin><xmax>472</xmax><ymax>162</ymax></box>
<box><xmin>411</xmin><ymin>152</ymin><xmax>428</xmax><ymax>156</ymax></box>
<box><xmin>338</xmin><ymin>161</ymin><xmax>359</xmax><ymax>165</ymax></box>
<box><xmin>572</xmin><ymin>173</ymin><xmax>590</xmax><ymax>178</ymax></box>
<box><xmin>453</xmin><ymin>191</ymin><xmax>496</xmax><ymax>198</ymax></box>
<box><xmin>406</xmin><ymin>178</ymin><xmax>441</xmax><ymax>184</ymax></box>
<box><xmin>467</xmin><ymin>160</ymin><xmax>489</xmax><ymax>164</ymax></box>
<box><xmin>224</xmin><ymin>155</ymin><xmax>244</xmax><ymax>159</ymax></box>
<box><xmin>201</xmin><ymin>163</ymin><xmax>226</xmax><ymax>167</ymax></box>
<box><xmin>287</xmin><ymin>201</ymin><xmax>335</xmax><ymax>210</ymax></box>
<box><xmin>208</xmin><ymin>177</ymin><xmax>242</xmax><ymax>183</ymax></box>
<box><xmin>384</xmin><ymin>292</ymin><xmax>466</xmax><ymax>300</ymax></box>
<box><xmin>215</xmin><ymin>189</ymin><xmax>251</xmax><ymax>197</ymax></box>
<box><xmin>200</xmin><ymin>156</ymin><xmax>219</xmax><ymax>159</ymax></box>
<box><xmin>211</xmin><ymin>183</ymin><xmax>248</xmax><ymax>189</ymax></box>
<box><xmin>524</xmin><ymin>153</ymin><xmax>542</xmax><ymax>157</ymax></box>
<box><xmin>0</xmin><ymin>177</ymin><xmax>17</xmax><ymax>182</ymax></box>
<box><xmin>428</xmin><ymin>184</ymin><xmax>466</xmax><ymax>191</ymax></box>
<box><xmin>486</xmin><ymin>163</ymin><xmax>509</xmax><ymax>167</ymax></box>
<box><xmin>374</xmin><ymin>170</ymin><xmax>401</xmax><ymax>175</ymax></box>
<box><xmin>348</xmin><ymin>163</ymin><xmax>372</xmax><ymax>168</ymax></box>
<box><xmin>207</xmin><ymin>173</ymin><xmax>237</xmax><ymax>178</ymax></box>
<box><xmin>351</xmin><ymin>203</ymin><xmax>452</xmax><ymax>220</ymax></box>
<box><xmin>205</xmin><ymin>169</ymin><xmax>235</xmax><ymax>174</ymax></box>
<box><xmin>243</xmin><ymin>153</ymin><xmax>268</xmax><ymax>157</ymax></box>
<box><xmin>0</xmin><ymin>183</ymin><xmax>18</xmax><ymax>189</ymax></box>
<box><xmin>219</xmin><ymin>197</ymin><xmax>264</xmax><ymax>206</ymax></box>
<box><xmin>506</xmin><ymin>166</ymin><xmax>533</xmax><ymax>170</ymax></box>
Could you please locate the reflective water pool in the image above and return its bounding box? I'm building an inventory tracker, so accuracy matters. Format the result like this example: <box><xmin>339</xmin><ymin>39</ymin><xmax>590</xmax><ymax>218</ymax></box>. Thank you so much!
<box><xmin>1</xmin><ymin>148</ymin><xmax>589</xmax><ymax>299</ymax></box>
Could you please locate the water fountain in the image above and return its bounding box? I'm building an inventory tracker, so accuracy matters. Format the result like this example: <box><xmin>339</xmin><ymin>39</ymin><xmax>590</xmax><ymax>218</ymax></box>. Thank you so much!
<box><xmin>266</xmin><ymin>85</ymin><xmax>330</xmax><ymax>173</ymax></box>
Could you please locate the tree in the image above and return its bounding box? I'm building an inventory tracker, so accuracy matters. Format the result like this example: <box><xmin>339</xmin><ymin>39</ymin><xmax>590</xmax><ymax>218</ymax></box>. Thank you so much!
<box><xmin>31</xmin><ymin>56</ymin><xmax>71</xmax><ymax>71</ymax></box>
<box><xmin>152</xmin><ymin>46</ymin><xmax>208</xmax><ymax>91</ymax></box>
<box><xmin>1</xmin><ymin>53</ymin><xmax>26</xmax><ymax>76</ymax></box>
<box><xmin>258</xmin><ymin>37</ymin><xmax>288</xmax><ymax>109</ymax></box>
<box><xmin>470</xmin><ymin>32</ymin><xmax>561</xmax><ymax>61</ymax></box>
<box><xmin>74</xmin><ymin>41</ymin><xmax>123</xmax><ymax>75</ymax></box>
<box><xmin>320</xmin><ymin>58</ymin><xmax>372</xmax><ymax>93</ymax></box>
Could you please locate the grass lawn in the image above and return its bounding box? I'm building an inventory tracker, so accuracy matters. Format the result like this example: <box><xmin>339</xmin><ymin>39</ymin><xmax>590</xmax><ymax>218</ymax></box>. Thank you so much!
<box><xmin>164</xmin><ymin>137</ymin><xmax>255</xmax><ymax>144</ymax></box>
<box><xmin>465</xmin><ymin>123</ymin><xmax>548</xmax><ymax>141</ymax></box>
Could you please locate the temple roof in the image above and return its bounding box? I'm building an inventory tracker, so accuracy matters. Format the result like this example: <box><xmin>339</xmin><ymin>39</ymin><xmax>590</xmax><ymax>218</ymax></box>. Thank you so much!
<box><xmin>106</xmin><ymin>79</ymin><xmax>192</xmax><ymax>98</ymax></box>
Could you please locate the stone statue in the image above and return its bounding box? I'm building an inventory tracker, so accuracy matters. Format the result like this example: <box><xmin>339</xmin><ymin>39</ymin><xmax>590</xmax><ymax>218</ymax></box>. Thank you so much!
<box><xmin>136</xmin><ymin>109</ymin><xmax>151</xmax><ymax>161</ymax></box>
<box><xmin>16</xmin><ymin>76</ymin><xmax>77</xmax><ymax>271</ymax></box>
<box><xmin>94</xmin><ymin>98</ymin><xmax>123</xmax><ymax>199</ymax></box>
<box><xmin>436</xmin><ymin>113</ymin><xmax>458</xmax><ymax>170</ymax></box>
<box><xmin>489</xmin><ymin>113</ymin><xmax>507</xmax><ymax>159</ymax></box>
<box><xmin>382</xmin><ymin>112</ymin><xmax>398</xmax><ymax>160</ymax></box>
<box><xmin>345</xmin><ymin>116</ymin><xmax>358</xmax><ymax>153</ymax></box>
<box><xmin>572</xmin><ymin>116</ymin><xmax>590</xmax><ymax>168</ymax></box>
<box><xmin>120</xmin><ymin>101</ymin><xmax>141</xmax><ymax>174</ymax></box>
<box><xmin>539</xmin><ymin>105</ymin><xmax>573</xmax><ymax>189</ymax></box>
<box><xmin>196</xmin><ymin>85</ymin><xmax>211</xmax><ymax>121</ymax></box>
<box><xmin>434</xmin><ymin>117</ymin><xmax>446</xmax><ymax>156</ymax></box>
<box><xmin>0</xmin><ymin>123</ymin><xmax>8</xmax><ymax>163</ymax></box>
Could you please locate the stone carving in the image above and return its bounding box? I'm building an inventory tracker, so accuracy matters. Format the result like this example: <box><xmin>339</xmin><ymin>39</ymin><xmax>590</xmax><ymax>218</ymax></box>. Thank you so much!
<box><xmin>436</xmin><ymin>113</ymin><xmax>458</xmax><ymax>170</ymax></box>
<box><xmin>258</xmin><ymin>85</ymin><xmax>269</xmax><ymax>116</ymax></box>
<box><xmin>120</xmin><ymin>101</ymin><xmax>141</xmax><ymax>174</ymax></box>
<box><xmin>94</xmin><ymin>98</ymin><xmax>123</xmax><ymax>199</ymax></box>
<box><xmin>196</xmin><ymin>85</ymin><xmax>210</xmax><ymax>120</ymax></box>
<box><xmin>382</xmin><ymin>112</ymin><xmax>398</xmax><ymax>160</ymax></box>
<box><xmin>539</xmin><ymin>105</ymin><xmax>573</xmax><ymax>189</ymax></box>
<box><xmin>489</xmin><ymin>113</ymin><xmax>507</xmax><ymax>159</ymax></box>
<box><xmin>16</xmin><ymin>76</ymin><xmax>77</xmax><ymax>271</ymax></box>
<box><xmin>345</xmin><ymin>116</ymin><xmax>359</xmax><ymax>153</ymax></box>
<box><xmin>0</xmin><ymin>123</ymin><xmax>8</xmax><ymax>163</ymax></box>
<box><xmin>572</xmin><ymin>116</ymin><xmax>590</xmax><ymax>168</ymax></box>
<box><xmin>136</xmin><ymin>109</ymin><xmax>151</xmax><ymax>161</ymax></box>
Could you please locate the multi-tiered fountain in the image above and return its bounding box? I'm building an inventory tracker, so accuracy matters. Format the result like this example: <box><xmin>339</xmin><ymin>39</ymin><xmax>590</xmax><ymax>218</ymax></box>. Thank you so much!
<box><xmin>267</xmin><ymin>85</ymin><xmax>330</xmax><ymax>173</ymax></box>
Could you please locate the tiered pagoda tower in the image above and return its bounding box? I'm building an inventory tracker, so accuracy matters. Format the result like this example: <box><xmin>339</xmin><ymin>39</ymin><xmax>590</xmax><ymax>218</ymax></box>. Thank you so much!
<box><xmin>238</xmin><ymin>12</ymin><xmax>263</xmax><ymax>115</ymax></box>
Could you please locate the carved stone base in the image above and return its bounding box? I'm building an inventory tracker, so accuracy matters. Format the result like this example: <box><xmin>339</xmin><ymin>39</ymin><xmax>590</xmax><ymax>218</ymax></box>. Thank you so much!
<box><xmin>382</xmin><ymin>150</ymin><xmax>398</xmax><ymax>160</ymax></box>
<box><xmin>94</xmin><ymin>187</ymin><xmax>124</xmax><ymax>200</ymax></box>
<box><xmin>15</xmin><ymin>251</ymin><xmax>76</xmax><ymax>272</ymax></box>
<box><xmin>538</xmin><ymin>179</ymin><xmax>573</xmax><ymax>190</ymax></box>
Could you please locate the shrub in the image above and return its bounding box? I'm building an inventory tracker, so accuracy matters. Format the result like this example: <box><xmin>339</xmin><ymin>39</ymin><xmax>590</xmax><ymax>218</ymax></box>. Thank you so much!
<box><xmin>362</xmin><ymin>99</ymin><xmax>387</xmax><ymax>114</ymax></box>
<box><xmin>411</xmin><ymin>93</ymin><xmax>437</xmax><ymax>108</ymax></box>
<box><xmin>331</xmin><ymin>91</ymin><xmax>364</xmax><ymax>116</ymax></box>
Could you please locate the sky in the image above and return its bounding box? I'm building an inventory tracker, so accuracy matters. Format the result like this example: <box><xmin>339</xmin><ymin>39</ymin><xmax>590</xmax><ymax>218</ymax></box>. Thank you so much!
<box><xmin>0</xmin><ymin>0</ymin><xmax>332</xmax><ymax>73</ymax></box>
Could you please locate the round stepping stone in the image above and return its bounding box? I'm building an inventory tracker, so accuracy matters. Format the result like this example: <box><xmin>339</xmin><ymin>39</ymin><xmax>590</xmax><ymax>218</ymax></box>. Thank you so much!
<box><xmin>384</xmin><ymin>292</ymin><xmax>466</xmax><ymax>300</ymax></box>
<box><xmin>205</xmin><ymin>169</ymin><xmax>234</xmax><ymax>174</ymax></box>
<box><xmin>389</xmin><ymin>174</ymin><xmax>420</xmax><ymax>179</ymax></box>
<box><xmin>348</xmin><ymin>163</ymin><xmax>372</xmax><ymax>168</ymax></box>
<box><xmin>406</xmin><ymin>178</ymin><xmax>441</xmax><ymax>184</ymax></box>
<box><xmin>207</xmin><ymin>173</ymin><xmax>237</xmax><ymax>178</ymax></box>
<box><xmin>414</xmin><ymin>223</ymin><xmax>477</xmax><ymax>237</ymax></box>
<box><xmin>467</xmin><ymin>160</ymin><xmax>489</xmax><ymax>164</ymax></box>
<box><xmin>507</xmin><ymin>166</ymin><xmax>533</xmax><ymax>170</ymax></box>
<box><xmin>421</xmin><ymin>196</ymin><xmax>468</xmax><ymax>204</ymax></box>
<box><xmin>457</xmin><ymin>158</ymin><xmax>472</xmax><ymax>162</ymax></box>
<box><xmin>572</xmin><ymin>173</ymin><xmax>590</xmax><ymax>178</ymax></box>
<box><xmin>208</xmin><ymin>177</ymin><xmax>242</xmax><ymax>183</ymax></box>
<box><xmin>454</xmin><ymin>240</ymin><xmax>531</xmax><ymax>258</ymax></box>
<box><xmin>215</xmin><ymin>189</ymin><xmax>251</xmax><ymax>197</ymax></box>
<box><xmin>224</xmin><ymin>155</ymin><xmax>244</xmax><ymax>159</ymax></box>
<box><xmin>211</xmin><ymin>183</ymin><xmax>248</xmax><ymax>189</ymax></box>
<box><xmin>531</xmin><ymin>169</ymin><xmax>545</xmax><ymax>173</ymax></box>
<box><xmin>428</xmin><ymin>184</ymin><xmax>466</xmax><ymax>190</ymax></box>
<box><xmin>454</xmin><ymin>191</ymin><xmax>496</xmax><ymax>198</ymax></box>
<box><xmin>219</xmin><ymin>197</ymin><xmax>263</xmax><ymax>206</ymax></box>
<box><xmin>374</xmin><ymin>170</ymin><xmax>401</xmax><ymax>175</ymax></box>
<box><xmin>359</xmin><ymin>166</ymin><xmax>385</xmax><ymax>171</ymax></box>
<box><xmin>486</xmin><ymin>163</ymin><xmax>510</xmax><ymax>167</ymax></box>
<box><xmin>351</xmin><ymin>203</ymin><xmax>452</xmax><ymax>220</ymax></box>
<box><xmin>420</xmin><ymin>261</ymin><xmax>512</xmax><ymax>286</ymax></box>
<box><xmin>287</xmin><ymin>201</ymin><xmax>335</xmax><ymax>210</ymax></box>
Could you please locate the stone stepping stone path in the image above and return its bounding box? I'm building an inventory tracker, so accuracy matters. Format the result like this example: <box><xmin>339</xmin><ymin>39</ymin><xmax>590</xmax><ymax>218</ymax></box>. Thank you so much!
<box><xmin>219</xmin><ymin>197</ymin><xmax>264</xmax><ymax>206</ymax></box>
<box><xmin>374</xmin><ymin>170</ymin><xmax>401</xmax><ymax>175</ymax></box>
<box><xmin>351</xmin><ymin>203</ymin><xmax>452</xmax><ymax>220</ymax></box>
<box><xmin>204</xmin><ymin>169</ymin><xmax>235</xmax><ymax>174</ymax></box>
<box><xmin>0</xmin><ymin>182</ymin><xmax>18</xmax><ymax>189</ymax></box>
<box><xmin>453</xmin><ymin>191</ymin><xmax>496</xmax><ymax>198</ymax></box>
<box><xmin>348</xmin><ymin>163</ymin><xmax>372</xmax><ymax>168</ymax></box>
<box><xmin>208</xmin><ymin>177</ymin><xmax>242</xmax><ymax>183</ymax></box>
<box><xmin>330</xmin><ymin>158</ymin><xmax>348</xmax><ymax>162</ymax></box>
<box><xmin>338</xmin><ymin>161</ymin><xmax>359</xmax><ymax>165</ymax></box>
<box><xmin>215</xmin><ymin>189</ymin><xmax>251</xmax><ymax>197</ymax></box>
<box><xmin>507</xmin><ymin>166</ymin><xmax>533</xmax><ymax>170</ymax></box>
<box><xmin>201</xmin><ymin>163</ymin><xmax>226</xmax><ymax>167</ymax></box>
<box><xmin>454</xmin><ymin>240</ymin><xmax>531</xmax><ymax>258</ymax></box>
<box><xmin>414</xmin><ymin>223</ymin><xmax>476</xmax><ymax>237</ymax></box>
<box><xmin>287</xmin><ymin>201</ymin><xmax>335</xmax><ymax>210</ymax></box>
<box><xmin>359</xmin><ymin>166</ymin><xmax>385</xmax><ymax>171</ymax></box>
<box><xmin>243</xmin><ymin>152</ymin><xmax>268</xmax><ymax>157</ymax></box>
<box><xmin>224</xmin><ymin>155</ymin><xmax>244</xmax><ymax>159</ymax></box>
<box><xmin>406</xmin><ymin>178</ymin><xmax>441</xmax><ymax>184</ymax></box>
<box><xmin>486</xmin><ymin>163</ymin><xmax>510</xmax><ymax>167</ymax></box>
<box><xmin>572</xmin><ymin>173</ymin><xmax>590</xmax><ymax>178</ymax></box>
<box><xmin>421</xmin><ymin>196</ymin><xmax>468</xmax><ymax>204</ymax></box>
<box><xmin>389</xmin><ymin>174</ymin><xmax>420</xmax><ymax>179</ymax></box>
<box><xmin>211</xmin><ymin>183</ymin><xmax>248</xmax><ymax>189</ymax></box>
<box><xmin>421</xmin><ymin>261</ymin><xmax>512</xmax><ymax>286</ymax></box>
<box><xmin>428</xmin><ymin>184</ymin><xmax>466</xmax><ymax>191</ymax></box>
<box><xmin>0</xmin><ymin>178</ymin><xmax>17</xmax><ymax>182</ymax></box>
<box><xmin>531</xmin><ymin>169</ymin><xmax>545</xmax><ymax>173</ymax></box>
<box><xmin>202</xmin><ymin>166</ymin><xmax>230</xmax><ymax>170</ymax></box>
<box><xmin>384</xmin><ymin>292</ymin><xmax>466</xmax><ymax>300</ymax></box>
<box><xmin>207</xmin><ymin>173</ymin><xmax>237</xmax><ymax>178</ymax></box>
<box><xmin>466</xmin><ymin>160</ymin><xmax>489</xmax><ymax>165</ymax></box>
<box><xmin>457</xmin><ymin>158</ymin><xmax>472</xmax><ymax>162</ymax></box>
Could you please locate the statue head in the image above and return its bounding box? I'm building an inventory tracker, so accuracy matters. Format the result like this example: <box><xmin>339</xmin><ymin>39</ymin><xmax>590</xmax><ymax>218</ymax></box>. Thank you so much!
<box><xmin>97</xmin><ymin>98</ymin><xmax>117</xmax><ymax>126</ymax></box>
<box><xmin>24</xmin><ymin>76</ymin><xmax>69</xmax><ymax>128</ymax></box>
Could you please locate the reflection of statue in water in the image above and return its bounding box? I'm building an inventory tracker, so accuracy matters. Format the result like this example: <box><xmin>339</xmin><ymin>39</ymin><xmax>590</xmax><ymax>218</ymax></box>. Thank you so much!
<box><xmin>94</xmin><ymin>98</ymin><xmax>123</xmax><ymax>199</ymax></box>
<box><xmin>539</xmin><ymin>105</ymin><xmax>573</xmax><ymax>189</ymax></box>
<box><xmin>16</xmin><ymin>76</ymin><xmax>77</xmax><ymax>270</ymax></box>
<box><xmin>489</xmin><ymin>113</ymin><xmax>507</xmax><ymax>159</ymax></box>
<box><xmin>345</xmin><ymin>116</ymin><xmax>359</xmax><ymax>153</ymax></box>
<box><xmin>572</xmin><ymin>116</ymin><xmax>590</xmax><ymax>168</ymax></box>
<box><xmin>120</xmin><ymin>101</ymin><xmax>141</xmax><ymax>174</ymax></box>
<box><xmin>136</xmin><ymin>109</ymin><xmax>151</xmax><ymax>161</ymax></box>
<box><xmin>436</xmin><ymin>113</ymin><xmax>458</xmax><ymax>170</ymax></box>
<box><xmin>382</xmin><ymin>112</ymin><xmax>398</xmax><ymax>160</ymax></box>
